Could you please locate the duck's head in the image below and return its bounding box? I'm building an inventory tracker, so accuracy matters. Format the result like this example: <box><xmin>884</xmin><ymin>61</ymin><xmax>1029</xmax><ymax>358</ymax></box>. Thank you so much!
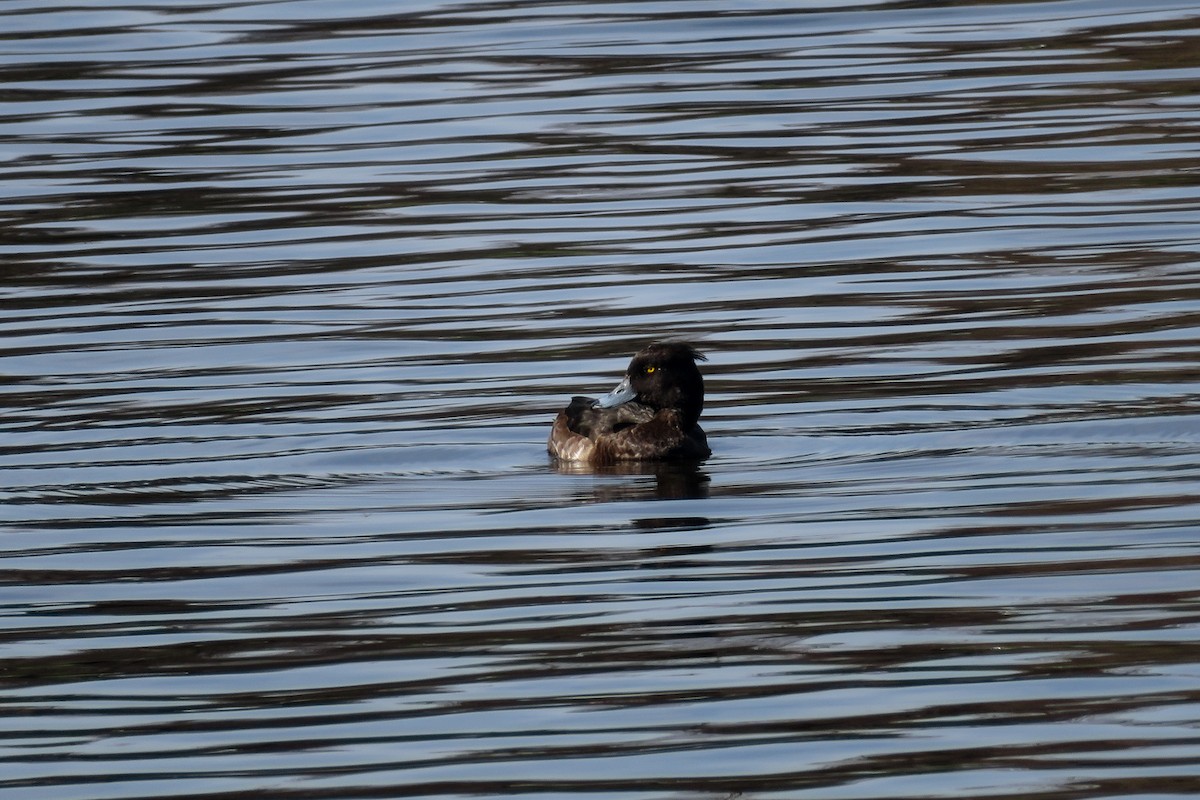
<box><xmin>595</xmin><ymin>342</ymin><xmax>707</xmax><ymax>429</ymax></box>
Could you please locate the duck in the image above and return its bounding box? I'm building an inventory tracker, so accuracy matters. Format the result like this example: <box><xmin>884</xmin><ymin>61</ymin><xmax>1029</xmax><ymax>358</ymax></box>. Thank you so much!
<box><xmin>548</xmin><ymin>342</ymin><xmax>711</xmax><ymax>463</ymax></box>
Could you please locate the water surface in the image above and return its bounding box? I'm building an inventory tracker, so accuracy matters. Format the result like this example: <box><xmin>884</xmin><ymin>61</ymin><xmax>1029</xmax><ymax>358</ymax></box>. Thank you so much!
<box><xmin>4</xmin><ymin>1</ymin><xmax>1200</xmax><ymax>798</ymax></box>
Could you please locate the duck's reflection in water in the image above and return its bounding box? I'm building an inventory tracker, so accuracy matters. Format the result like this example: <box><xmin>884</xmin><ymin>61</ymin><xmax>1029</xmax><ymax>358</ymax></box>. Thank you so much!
<box><xmin>552</xmin><ymin>458</ymin><xmax>711</xmax><ymax>502</ymax></box>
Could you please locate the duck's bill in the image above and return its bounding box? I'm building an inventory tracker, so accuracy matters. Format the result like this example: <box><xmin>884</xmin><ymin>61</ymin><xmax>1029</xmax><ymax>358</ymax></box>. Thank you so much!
<box><xmin>595</xmin><ymin>376</ymin><xmax>636</xmax><ymax>408</ymax></box>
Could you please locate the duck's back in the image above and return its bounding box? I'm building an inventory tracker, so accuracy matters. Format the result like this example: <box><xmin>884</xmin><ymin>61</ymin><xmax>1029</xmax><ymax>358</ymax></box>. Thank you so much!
<box><xmin>549</xmin><ymin>397</ymin><xmax>709</xmax><ymax>463</ymax></box>
<box><xmin>562</xmin><ymin>396</ymin><xmax>655</xmax><ymax>438</ymax></box>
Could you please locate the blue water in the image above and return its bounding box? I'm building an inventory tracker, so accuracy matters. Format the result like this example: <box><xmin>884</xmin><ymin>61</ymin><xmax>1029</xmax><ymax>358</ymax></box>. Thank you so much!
<box><xmin>4</xmin><ymin>1</ymin><xmax>1200</xmax><ymax>798</ymax></box>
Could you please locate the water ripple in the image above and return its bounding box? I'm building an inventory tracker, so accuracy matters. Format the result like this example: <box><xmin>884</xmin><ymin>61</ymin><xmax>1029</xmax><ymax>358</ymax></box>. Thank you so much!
<box><xmin>3</xmin><ymin>1</ymin><xmax>1200</xmax><ymax>798</ymax></box>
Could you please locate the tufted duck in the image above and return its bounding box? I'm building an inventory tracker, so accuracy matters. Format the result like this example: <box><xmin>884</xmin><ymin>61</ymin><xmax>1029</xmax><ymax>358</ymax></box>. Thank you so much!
<box><xmin>548</xmin><ymin>342</ymin><xmax>711</xmax><ymax>463</ymax></box>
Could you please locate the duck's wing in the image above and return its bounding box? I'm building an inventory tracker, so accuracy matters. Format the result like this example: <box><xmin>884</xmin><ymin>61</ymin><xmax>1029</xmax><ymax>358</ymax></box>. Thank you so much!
<box><xmin>564</xmin><ymin>397</ymin><xmax>655</xmax><ymax>438</ymax></box>
<box><xmin>549</xmin><ymin>409</ymin><xmax>595</xmax><ymax>461</ymax></box>
<box><xmin>549</xmin><ymin>398</ymin><xmax>660</xmax><ymax>462</ymax></box>
<box><xmin>593</xmin><ymin>412</ymin><xmax>711</xmax><ymax>462</ymax></box>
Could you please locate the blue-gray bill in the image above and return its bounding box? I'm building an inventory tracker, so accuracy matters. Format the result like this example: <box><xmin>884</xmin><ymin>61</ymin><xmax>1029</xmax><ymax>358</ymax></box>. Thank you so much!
<box><xmin>594</xmin><ymin>376</ymin><xmax>636</xmax><ymax>408</ymax></box>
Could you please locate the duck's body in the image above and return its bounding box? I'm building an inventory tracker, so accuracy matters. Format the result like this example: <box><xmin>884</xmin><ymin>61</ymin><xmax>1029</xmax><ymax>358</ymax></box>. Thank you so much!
<box><xmin>548</xmin><ymin>342</ymin><xmax>710</xmax><ymax>464</ymax></box>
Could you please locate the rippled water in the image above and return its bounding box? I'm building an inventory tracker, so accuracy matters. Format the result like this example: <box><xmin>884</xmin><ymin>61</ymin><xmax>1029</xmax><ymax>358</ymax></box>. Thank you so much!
<box><xmin>4</xmin><ymin>1</ymin><xmax>1200</xmax><ymax>797</ymax></box>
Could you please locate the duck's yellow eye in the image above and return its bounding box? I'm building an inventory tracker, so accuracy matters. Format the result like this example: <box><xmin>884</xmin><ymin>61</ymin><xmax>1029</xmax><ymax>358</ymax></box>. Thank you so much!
<box><xmin>645</xmin><ymin>366</ymin><xmax>656</xmax><ymax>374</ymax></box>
